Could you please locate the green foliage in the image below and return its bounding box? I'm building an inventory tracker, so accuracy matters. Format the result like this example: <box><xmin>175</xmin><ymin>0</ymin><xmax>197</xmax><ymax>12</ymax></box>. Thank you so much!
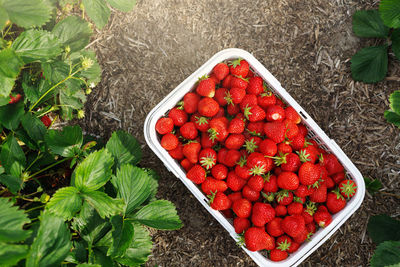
<box><xmin>350</xmin><ymin>45</ymin><xmax>388</xmax><ymax>83</ymax></box>
<box><xmin>379</xmin><ymin>0</ymin><xmax>400</xmax><ymax>28</ymax></box>
<box><xmin>352</xmin><ymin>10</ymin><xmax>389</xmax><ymax>38</ymax></box>
<box><xmin>371</xmin><ymin>241</ymin><xmax>400</xmax><ymax>267</ymax></box>
<box><xmin>1</xmin><ymin>0</ymin><xmax>53</xmax><ymax>28</ymax></box>
<box><xmin>363</xmin><ymin>177</ymin><xmax>382</xmax><ymax>195</ymax></box>
<box><xmin>385</xmin><ymin>90</ymin><xmax>400</xmax><ymax>128</ymax></box>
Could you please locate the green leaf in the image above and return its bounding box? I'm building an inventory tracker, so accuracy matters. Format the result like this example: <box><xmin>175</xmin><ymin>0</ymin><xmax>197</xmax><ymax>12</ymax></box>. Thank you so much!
<box><xmin>0</xmin><ymin>198</ymin><xmax>31</xmax><ymax>242</ymax></box>
<box><xmin>26</xmin><ymin>211</ymin><xmax>71</xmax><ymax>267</ymax></box>
<box><xmin>363</xmin><ymin>177</ymin><xmax>383</xmax><ymax>194</ymax></box>
<box><xmin>106</xmin><ymin>130</ymin><xmax>142</xmax><ymax>168</ymax></box>
<box><xmin>0</xmin><ymin>174</ymin><xmax>23</xmax><ymax>194</ymax></box>
<box><xmin>368</xmin><ymin>215</ymin><xmax>400</xmax><ymax>244</ymax></box>
<box><xmin>65</xmin><ymin>240</ymin><xmax>87</xmax><ymax>264</ymax></box>
<box><xmin>143</xmin><ymin>168</ymin><xmax>159</xmax><ymax>203</ymax></box>
<box><xmin>90</xmin><ymin>248</ymin><xmax>116</xmax><ymax>267</ymax></box>
<box><xmin>47</xmin><ymin>186</ymin><xmax>83</xmax><ymax>220</ymax></box>
<box><xmin>371</xmin><ymin>241</ymin><xmax>400</xmax><ymax>267</ymax></box>
<box><xmin>384</xmin><ymin>110</ymin><xmax>400</xmax><ymax>127</ymax></box>
<box><xmin>0</xmin><ymin>243</ymin><xmax>28</xmax><ymax>267</ymax></box>
<box><xmin>0</xmin><ymin>101</ymin><xmax>24</xmax><ymax>130</ymax></box>
<box><xmin>380</xmin><ymin>0</ymin><xmax>400</xmax><ymax>28</ymax></box>
<box><xmin>72</xmin><ymin>149</ymin><xmax>113</xmax><ymax>191</ymax></box>
<box><xmin>0</xmin><ymin>7</ymin><xmax>8</xmax><ymax>29</ymax></box>
<box><xmin>83</xmin><ymin>0</ymin><xmax>110</xmax><ymax>29</ymax></box>
<box><xmin>21</xmin><ymin>113</ymin><xmax>46</xmax><ymax>145</ymax></box>
<box><xmin>115</xmin><ymin>222</ymin><xmax>152</xmax><ymax>266</ymax></box>
<box><xmin>352</xmin><ymin>10</ymin><xmax>389</xmax><ymax>38</ymax></box>
<box><xmin>2</xmin><ymin>0</ymin><xmax>52</xmax><ymax>28</ymax></box>
<box><xmin>82</xmin><ymin>190</ymin><xmax>124</xmax><ymax>219</ymax></box>
<box><xmin>389</xmin><ymin>91</ymin><xmax>400</xmax><ymax>114</ymax></box>
<box><xmin>79</xmin><ymin>50</ymin><xmax>102</xmax><ymax>85</ymax></box>
<box><xmin>108</xmin><ymin>215</ymin><xmax>134</xmax><ymax>257</ymax></box>
<box><xmin>51</xmin><ymin>16</ymin><xmax>92</xmax><ymax>52</ymax></box>
<box><xmin>351</xmin><ymin>45</ymin><xmax>388</xmax><ymax>83</ymax></box>
<box><xmin>105</xmin><ymin>0</ymin><xmax>137</xmax><ymax>12</ymax></box>
<box><xmin>0</xmin><ymin>48</ymin><xmax>23</xmax><ymax>98</ymax></box>
<box><xmin>11</xmin><ymin>29</ymin><xmax>62</xmax><ymax>63</ymax></box>
<box><xmin>391</xmin><ymin>29</ymin><xmax>400</xmax><ymax>60</ymax></box>
<box><xmin>45</xmin><ymin>125</ymin><xmax>83</xmax><ymax>157</ymax></box>
<box><xmin>130</xmin><ymin>200</ymin><xmax>182</xmax><ymax>230</ymax></box>
<box><xmin>59</xmin><ymin>87</ymin><xmax>86</xmax><ymax>120</ymax></box>
<box><xmin>77</xmin><ymin>264</ymin><xmax>101</xmax><ymax>267</ymax></box>
<box><xmin>1</xmin><ymin>135</ymin><xmax>26</xmax><ymax>178</ymax></box>
<box><xmin>112</xmin><ymin>165</ymin><xmax>151</xmax><ymax>215</ymax></box>
<box><xmin>71</xmin><ymin>202</ymin><xmax>110</xmax><ymax>245</ymax></box>
<box><xmin>41</xmin><ymin>60</ymin><xmax>69</xmax><ymax>84</ymax></box>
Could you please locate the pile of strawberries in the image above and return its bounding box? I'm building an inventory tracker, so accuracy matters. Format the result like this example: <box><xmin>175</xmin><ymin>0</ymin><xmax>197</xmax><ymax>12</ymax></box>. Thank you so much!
<box><xmin>155</xmin><ymin>58</ymin><xmax>357</xmax><ymax>262</ymax></box>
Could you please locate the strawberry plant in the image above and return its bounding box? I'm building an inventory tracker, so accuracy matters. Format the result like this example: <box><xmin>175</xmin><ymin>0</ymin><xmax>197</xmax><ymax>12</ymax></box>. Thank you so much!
<box><xmin>351</xmin><ymin>0</ymin><xmax>400</xmax><ymax>83</ymax></box>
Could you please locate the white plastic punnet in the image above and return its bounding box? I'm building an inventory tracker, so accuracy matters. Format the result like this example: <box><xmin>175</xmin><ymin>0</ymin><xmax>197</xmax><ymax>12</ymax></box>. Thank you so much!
<box><xmin>143</xmin><ymin>48</ymin><xmax>365</xmax><ymax>267</ymax></box>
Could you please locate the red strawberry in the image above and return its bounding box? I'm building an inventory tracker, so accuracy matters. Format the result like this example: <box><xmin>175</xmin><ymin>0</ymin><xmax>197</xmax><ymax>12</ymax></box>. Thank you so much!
<box><xmin>239</xmin><ymin>94</ymin><xmax>258</xmax><ymax>111</ymax></box>
<box><xmin>267</xmin><ymin>217</ymin><xmax>284</xmax><ymax>237</ymax></box>
<box><xmin>192</xmin><ymin>115</ymin><xmax>209</xmax><ymax>132</ymax></box>
<box><xmin>234</xmin><ymin>217</ymin><xmax>251</xmax><ymax>234</ymax></box>
<box><xmin>209</xmin><ymin>74</ymin><xmax>219</xmax><ymax>85</ymax></box>
<box><xmin>258</xmin><ymin>91</ymin><xmax>276</xmax><ymax>109</ymax></box>
<box><xmin>230</xmin><ymin>87</ymin><xmax>246</xmax><ymax>104</ymax></box>
<box><xmin>213</xmin><ymin>106</ymin><xmax>225</xmax><ymax>118</ymax></box>
<box><xmin>227</xmin><ymin>103</ymin><xmax>240</xmax><ymax>115</ymax></box>
<box><xmin>247</xmin><ymin>175</ymin><xmax>265</xmax><ymax>192</ymax></box>
<box><xmin>199</xmin><ymin>148</ymin><xmax>217</xmax><ymax>169</ymax></box>
<box><xmin>182</xmin><ymin>141</ymin><xmax>201</xmax><ymax>163</ymax></box>
<box><xmin>198</xmin><ymin>97</ymin><xmax>219</xmax><ymax>117</ymax></box>
<box><xmin>228</xmin><ymin>118</ymin><xmax>245</xmax><ymax>134</ymax></box>
<box><xmin>186</xmin><ymin>164</ymin><xmax>206</xmax><ymax>184</ymax></box>
<box><xmin>251</xmin><ymin>202</ymin><xmax>276</xmax><ymax>227</ymax></box>
<box><xmin>288</xmin><ymin>242</ymin><xmax>300</xmax><ymax>253</ymax></box>
<box><xmin>244</xmin><ymin>105</ymin><xmax>266</xmax><ymax>122</ymax></box>
<box><xmin>292</xmin><ymin>228</ymin><xmax>308</xmax><ymax>244</ymax></box>
<box><xmin>264</xmin><ymin>122</ymin><xmax>286</xmax><ymax>143</ymax></box>
<box><xmin>281</xmin><ymin>215</ymin><xmax>306</xmax><ymax>238</ymax></box>
<box><xmin>276</xmin><ymin>190</ymin><xmax>293</xmax><ymax>206</ymax></box>
<box><xmin>224</xmin><ymin>134</ymin><xmax>245</xmax><ymax>150</ymax></box>
<box><xmin>297</xmin><ymin>124</ymin><xmax>308</xmax><ymax>136</ymax></box>
<box><xmin>214</xmin><ymin>87</ymin><xmax>229</xmax><ymax>106</ymax></box>
<box><xmin>180</xmin><ymin>122</ymin><xmax>198</xmax><ymax>139</ymax></box>
<box><xmin>227</xmin><ymin>171</ymin><xmax>247</xmax><ymax>191</ymax></box>
<box><xmin>161</xmin><ymin>133</ymin><xmax>179</xmax><ymax>151</ymax></box>
<box><xmin>222</xmin><ymin>74</ymin><xmax>233</xmax><ymax>88</ymax></box>
<box><xmin>242</xmin><ymin>185</ymin><xmax>260</xmax><ymax>201</ymax></box>
<box><xmin>229</xmin><ymin>58</ymin><xmax>249</xmax><ymax>77</ymax></box>
<box><xmin>244</xmin><ymin>227</ymin><xmax>275</xmax><ymax>252</ymax></box>
<box><xmin>306</xmin><ymin>223</ymin><xmax>316</xmax><ymax>235</ymax></box>
<box><xmin>277</xmin><ymin>172</ymin><xmax>299</xmax><ymax>190</ymax></box>
<box><xmin>325</xmin><ymin>176</ymin><xmax>335</xmax><ymax>189</ymax></box>
<box><xmin>274</xmin><ymin>204</ymin><xmax>287</xmax><ymax>217</ymax></box>
<box><xmin>213</xmin><ymin>62</ymin><xmax>229</xmax><ymax>81</ymax></box>
<box><xmin>180</xmin><ymin>158</ymin><xmax>193</xmax><ymax>172</ymax></box>
<box><xmin>155</xmin><ymin>117</ymin><xmax>174</xmax><ymax>135</ymax></box>
<box><xmin>246</xmin><ymin>152</ymin><xmax>273</xmax><ymax>176</ymax></box>
<box><xmin>317</xmin><ymin>205</ymin><xmax>328</xmax><ymax>213</ymax></box>
<box><xmin>231</xmin><ymin>76</ymin><xmax>249</xmax><ymax>90</ymax></box>
<box><xmin>275</xmin><ymin>98</ymin><xmax>286</xmax><ymax>108</ymax></box>
<box><xmin>314</xmin><ymin>211</ymin><xmax>332</xmax><ymax>227</ymax></box>
<box><xmin>247</xmin><ymin>76</ymin><xmax>264</xmax><ymax>95</ymax></box>
<box><xmin>280</xmin><ymin>153</ymin><xmax>301</xmax><ymax>172</ymax></box>
<box><xmin>224</xmin><ymin>149</ymin><xmax>241</xmax><ymax>167</ymax></box>
<box><xmin>209</xmin><ymin>191</ymin><xmax>231</xmax><ymax>210</ymax></box>
<box><xmin>339</xmin><ymin>179</ymin><xmax>357</xmax><ymax>198</ymax></box>
<box><xmin>263</xmin><ymin>174</ymin><xmax>278</xmax><ymax>193</ymax></box>
<box><xmin>247</xmin><ymin>121</ymin><xmax>264</xmax><ymax>137</ymax></box>
<box><xmin>200</xmin><ymin>132</ymin><xmax>216</xmax><ymax>148</ymax></box>
<box><xmin>208</xmin><ymin>117</ymin><xmax>229</xmax><ymax>142</ymax></box>
<box><xmin>259</xmin><ymin>139</ymin><xmax>277</xmax><ymax>157</ymax></box>
<box><xmin>217</xmin><ymin>148</ymin><xmax>228</xmax><ymax>164</ymax></box>
<box><xmin>332</xmin><ymin>172</ymin><xmax>346</xmax><ymax>184</ymax></box>
<box><xmin>211</xmin><ymin>164</ymin><xmax>228</xmax><ymax>180</ymax></box>
<box><xmin>235</xmin><ymin>158</ymin><xmax>252</xmax><ymax>179</ymax></box>
<box><xmin>277</xmin><ymin>142</ymin><xmax>292</xmax><ymax>154</ymax></box>
<box><xmin>243</xmin><ymin>136</ymin><xmax>261</xmax><ymax>153</ymax></box>
<box><xmin>168</xmin><ymin>107</ymin><xmax>188</xmax><ymax>127</ymax></box>
<box><xmin>232</xmin><ymin>198</ymin><xmax>252</xmax><ymax>218</ymax></box>
<box><xmin>270</xmin><ymin>248</ymin><xmax>289</xmax><ymax>262</ymax></box>
<box><xmin>183</xmin><ymin>92</ymin><xmax>200</xmax><ymax>114</ymax></box>
<box><xmin>40</xmin><ymin>115</ymin><xmax>52</xmax><ymax>128</ymax></box>
<box><xmin>266</xmin><ymin>105</ymin><xmax>285</xmax><ymax>122</ymax></box>
<box><xmin>285</xmin><ymin>106</ymin><xmax>301</xmax><ymax>124</ymax></box>
<box><xmin>201</xmin><ymin>177</ymin><xmax>227</xmax><ymax>195</ymax></box>
<box><xmin>309</xmin><ymin>182</ymin><xmax>327</xmax><ymax>203</ymax></box>
<box><xmin>287</xmin><ymin>202</ymin><xmax>303</xmax><ymax>215</ymax></box>
<box><xmin>8</xmin><ymin>93</ymin><xmax>22</xmax><ymax>104</ymax></box>
<box><xmin>297</xmin><ymin>146</ymin><xmax>319</xmax><ymax>163</ymax></box>
<box><xmin>294</xmin><ymin>184</ymin><xmax>314</xmax><ymax>197</ymax></box>
<box><xmin>168</xmin><ymin>142</ymin><xmax>184</xmax><ymax>160</ymax></box>
<box><xmin>298</xmin><ymin>162</ymin><xmax>321</xmax><ymax>186</ymax></box>
<box><xmin>284</xmin><ymin>119</ymin><xmax>299</xmax><ymax>139</ymax></box>
<box><xmin>326</xmin><ymin>191</ymin><xmax>346</xmax><ymax>214</ymax></box>
<box><xmin>319</xmin><ymin>153</ymin><xmax>344</xmax><ymax>175</ymax></box>
<box><xmin>196</xmin><ymin>76</ymin><xmax>215</xmax><ymax>97</ymax></box>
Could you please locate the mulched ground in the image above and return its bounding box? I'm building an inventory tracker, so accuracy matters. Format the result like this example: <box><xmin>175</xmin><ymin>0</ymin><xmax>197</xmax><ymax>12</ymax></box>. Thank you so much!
<box><xmin>81</xmin><ymin>0</ymin><xmax>400</xmax><ymax>266</ymax></box>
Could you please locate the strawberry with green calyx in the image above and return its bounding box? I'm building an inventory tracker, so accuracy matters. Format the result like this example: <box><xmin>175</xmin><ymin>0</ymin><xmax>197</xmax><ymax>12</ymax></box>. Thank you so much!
<box><xmin>211</xmin><ymin>164</ymin><xmax>228</xmax><ymax>180</ymax></box>
<box><xmin>277</xmin><ymin>142</ymin><xmax>293</xmax><ymax>154</ymax></box>
<box><xmin>168</xmin><ymin>106</ymin><xmax>188</xmax><ymax>126</ymax></box>
<box><xmin>227</xmin><ymin>102</ymin><xmax>240</xmax><ymax>115</ymax></box>
<box><xmin>231</xmin><ymin>75</ymin><xmax>249</xmax><ymax>90</ymax></box>
<box><xmin>281</xmin><ymin>214</ymin><xmax>306</xmax><ymax>238</ymax></box>
<box><xmin>243</xmin><ymin>104</ymin><xmax>266</xmax><ymax>122</ymax></box>
<box><xmin>183</xmin><ymin>92</ymin><xmax>200</xmax><ymax>114</ymax></box>
<box><xmin>309</xmin><ymin>180</ymin><xmax>327</xmax><ymax>203</ymax></box>
<box><xmin>201</xmin><ymin>131</ymin><xmax>217</xmax><ymax>148</ymax></box>
<box><xmin>239</xmin><ymin>94</ymin><xmax>258</xmax><ymax>111</ymax></box>
<box><xmin>198</xmin><ymin>97</ymin><xmax>220</xmax><ymax>117</ymax></box>
<box><xmin>263</xmin><ymin>173</ymin><xmax>278</xmax><ymax>193</ymax></box>
<box><xmin>266</xmin><ymin>104</ymin><xmax>285</xmax><ymax>122</ymax></box>
<box><xmin>339</xmin><ymin>179</ymin><xmax>357</xmax><ymax>198</ymax></box>
<box><xmin>41</xmin><ymin>115</ymin><xmax>52</xmax><ymax>128</ymax></box>
<box><xmin>213</xmin><ymin>62</ymin><xmax>229</xmax><ymax>81</ymax></box>
<box><xmin>161</xmin><ymin>133</ymin><xmax>179</xmax><ymax>151</ymax></box>
<box><xmin>297</xmin><ymin>146</ymin><xmax>319</xmax><ymax>163</ymax></box>
<box><xmin>270</xmin><ymin>239</ymin><xmax>291</xmax><ymax>261</ymax></box>
<box><xmin>246</xmin><ymin>121</ymin><xmax>264</xmax><ymax>136</ymax></box>
<box><xmin>281</xmin><ymin>153</ymin><xmax>301</xmax><ymax>172</ymax></box>
<box><xmin>225</xmin><ymin>133</ymin><xmax>245</xmax><ymax>150</ymax></box>
<box><xmin>196</xmin><ymin>75</ymin><xmax>216</xmax><ymax>97</ymax></box>
<box><xmin>229</xmin><ymin>87</ymin><xmax>246</xmax><ymax>104</ymax></box>
<box><xmin>276</xmin><ymin>190</ymin><xmax>294</xmax><ymax>206</ymax></box>
<box><xmin>293</xmin><ymin>195</ymin><xmax>306</xmax><ymax>204</ymax></box>
<box><xmin>284</xmin><ymin>119</ymin><xmax>299</xmax><ymax>139</ymax></box>
<box><xmin>319</xmin><ymin>153</ymin><xmax>344</xmax><ymax>175</ymax></box>
<box><xmin>313</xmin><ymin>210</ymin><xmax>332</xmax><ymax>227</ymax></box>
<box><xmin>294</xmin><ymin>184</ymin><xmax>314</xmax><ymax>198</ymax></box>
<box><xmin>234</xmin><ymin>217</ymin><xmax>251</xmax><ymax>234</ymax></box>
<box><xmin>156</xmin><ymin>117</ymin><xmax>174</xmax><ymax>134</ymax></box>
<box><xmin>182</xmin><ymin>141</ymin><xmax>201</xmax><ymax>163</ymax></box>
<box><xmin>244</xmin><ymin>227</ymin><xmax>275</xmax><ymax>252</ymax></box>
<box><xmin>214</xmin><ymin>87</ymin><xmax>229</xmax><ymax>106</ymax></box>
<box><xmin>326</xmin><ymin>189</ymin><xmax>346</xmax><ymax>214</ymax></box>
<box><xmin>277</xmin><ymin>171</ymin><xmax>299</xmax><ymax>190</ymax></box>
<box><xmin>235</xmin><ymin>156</ymin><xmax>252</xmax><ymax>180</ymax></box>
<box><xmin>243</xmin><ymin>137</ymin><xmax>260</xmax><ymax>153</ymax></box>
<box><xmin>208</xmin><ymin>117</ymin><xmax>228</xmax><ymax>142</ymax></box>
<box><xmin>186</xmin><ymin>164</ymin><xmax>206</xmax><ymax>184</ymax></box>
<box><xmin>247</xmin><ymin>152</ymin><xmax>273</xmax><ymax>176</ymax></box>
<box><xmin>258</xmin><ymin>90</ymin><xmax>277</xmax><ymax>109</ymax></box>
<box><xmin>192</xmin><ymin>115</ymin><xmax>210</xmax><ymax>132</ymax></box>
<box><xmin>229</xmin><ymin>58</ymin><xmax>249</xmax><ymax>77</ymax></box>
<box><xmin>261</xmin><ymin>191</ymin><xmax>276</xmax><ymax>202</ymax></box>
<box><xmin>208</xmin><ymin>191</ymin><xmax>232</xmax><ymax>210</ymax></box>
<box><xmin>199</xmin><ymin>148</ymin><xmax>217</xmax><ymax>170</ymax></box>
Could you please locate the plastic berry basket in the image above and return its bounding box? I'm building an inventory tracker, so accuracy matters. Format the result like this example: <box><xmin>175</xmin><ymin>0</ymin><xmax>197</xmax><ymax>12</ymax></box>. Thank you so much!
<box><xmin>143</xmin><ymin>48</ymin><xmax>365</xmax><ymax>267</ymax></box>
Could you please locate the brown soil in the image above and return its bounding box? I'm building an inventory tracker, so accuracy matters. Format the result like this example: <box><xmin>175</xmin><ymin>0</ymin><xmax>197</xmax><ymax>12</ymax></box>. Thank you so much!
<box><xmin>81</xmin><ymin>0</ymin><xmax>400</xmax><ymax>266</ymax></box>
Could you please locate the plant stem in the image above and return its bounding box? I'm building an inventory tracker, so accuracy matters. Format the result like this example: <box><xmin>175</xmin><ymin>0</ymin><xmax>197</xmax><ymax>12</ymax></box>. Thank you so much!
<box><xmin>25</xmin><ymin>151</ymin><xmax>42</xmax><ymax>172</ymax></box>
<box><xmin>27</xmin><ymin>157</ymin><xmax>71</xmax><ymax>180</ymax></box>
<box><xmin>24</xmin><ymin>205</ymin><xmax>45</xmax><ymax>213</ymax></box>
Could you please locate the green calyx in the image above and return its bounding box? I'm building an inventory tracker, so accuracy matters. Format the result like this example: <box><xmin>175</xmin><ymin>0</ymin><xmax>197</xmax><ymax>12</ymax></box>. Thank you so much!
<box><xmin>306</xmin><ymin>232</ymin><xmax>313</xmax><ymax>241</ymax></box>
<box><xmin>246</xmin><ymin>129</ymin><xmax>262</xmax><ymax>137</ymax></box>
<box><xmin>293</xmin><ymin>196</ymin><xmax>304</xmax><ymax>204</ymax></box>
<box><xmin>277</xmin><ymin>239</ymin><xmax>291</xmax><ymax>251</ymax></box>
<box><xmin>243</xmin><ymin>139</ymin><xmax>258</xmax><ymax>153</ymax></box>
<box><xmin>318</xmin><ymin>153</ymin><xmax>324</xmax><ymax>163</ymax></box>
<box><xmin>262</xmin><ymin>172</ymin><xmax>272</xmax><ymax>182</ymax></box>
<box><xmin>229</xmin><ymin>58</ymin><xmax>243</xmax><ymax>68</ymax></box>
<box><xmin>276</xmin><ymin>190</ymin><xmax>289</xmax><ymax>202</ymax></box>
<box><xmin>249</xmin><ymin>164</ymin><xmax>266</xmax><ymax>176</ymax></box>
<box><xmin>195</xmin><ymin>116</ymin><xmax>209</xmax><ymax>126</ymax></box>
<box><xmin>207</xmin><ymin>128</ymin><xmax>219</xmax><ymax>142</ymax></box>
<box><xmin>261</xmin><ymin>191</ymin><xmax>275</xmax><ymax>202</ymax></box>
<box><xmin>224</xmin><ymin>91</ymin><xmax>234</xmax><ymax>105</ymax></box>
<box><xmin>333</xmin><ymin>188</ymin><xmax>345</xmax><ymax>200</ymax></box>
<box><xmin>237</xmin><ymin>156</ymin><xmax>247</xmax><ymax>167</ymax></box>
<box><xmin>198</xmin><ymin>74</ymin><xmax>209</xmax><ymax>81</ymax></box>
<box><xmin>243</xmin><ymin>105</ymin><xmax>252</xmax><ymax>120</ymax></box>
<box><xmin>199</xmin><ymin>154</ymin><xmax>215</xmax><ymax>170</ymax></box>
<box><xmin>297</xmin><ymin>150</ymin><xmax>311</xmax><ymax>163</ymax></box>
<box><xmin>265</xmin><ymin>152</ymin><xmax>288</xmax><ymax>166</ymax></box>
<box><xmin>305</xmin><ymin>201</ymin><xmax>317</xmax><ymax>215</ymax></box>
<box><xmin>207</xmin><ymin>190</ymin><xmax>217</xmax><ymax>203</ymax></box>
<box><xmin>176</xmin><ymin>101</ymin><xmax>184</xmax><ymax>110</ymax></box>
<box><xmin>304</xmin><ymin>139</ymin><xmax>313</xmax><ymax>148</ymax></box>
<box><xmin>233</xmin><ymin>75</ymin><xmax>249</xmax><ymax>82</ymax></box>
<box><xmin>236</xmin><ymin>233</ymin><xmax>245</xmax><ymax>247</ymax></box>
<box><xmin>339</xmin><ymin>180</ymin><xmax>357</xmax><ymax>198</ymax></box>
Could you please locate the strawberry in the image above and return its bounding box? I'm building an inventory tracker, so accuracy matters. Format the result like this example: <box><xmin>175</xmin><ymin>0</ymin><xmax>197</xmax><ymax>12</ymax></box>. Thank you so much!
<box><xmin>247</xmin><ymin>175</ymin><xmax>265</xmax><ymax>192</ymax></box>
<box><xmin>242</xmin><ymin>185</ymin><xmax>260</xmax><ymax>201</ymax></box>
<box><xmin>208</xmin><ymin>117</ymin><xmax>229</xmax><ymax>142</ymax></box>
<box><xmin>264</xmin><ymin>122</ymin><xmax>286</xmax><ymax>143</ymax></box>
<box><xmin>281</xmin><ymin>215</ymin><xmax>306</xmax><ymax>238</ymax></box>
<box><xmin>298</xmin><ymin>162</ymin><xmax>321</xmax><ymax>186</ymax></box>
<box><xmin>227</xmin><ymin>171</ymin><xmax>247</xmax><ymax>191</ymax></box>
<box><xmin>297</xmin><ymin>145</ymin><xmax>319</xmax><ymax>163</ymax></box>
<box><xmin>276</xmin><ymin>190</ymin><xmax>293</xmax><ymax>206</ymax></box>
<box><xmin>168</xmin><ymin>106</ymin><xmax>188</xmax><ymax>127</ymax></box>
<box><xmin>224</xmin><ymin>133</ymin><xmax>245</xmax><ymax>150</ymax></box>
<box><xmin>8</xmin><ymin>93</ymin><xmax>22</xmax><ymax>104</ymax></box>
<box><xmin>199</xmin><ymin>148</ymin><xmax>217</xmax><ymax>169</ymax></box>
<box><xmin>243</xmin><ymin>105</ymin><xmax>266</xmax><ymax>122</ymax></box>
<box><xmin>213</xmin><ymin>62</ymin><xmax>229</xmax><ymax>81</ymax></box>
<box><xmin>161</xmin><ymin>133</ymin><xmax>179</xmax><ymax>151</ymax></box>
<box><xmin>201</xmin><ymin>177</ymin><xmax>227</xmax><ymax>195</ymax></box>
<box><xmin>221</xmin><ymin>209</ymin><xmax>233</xmax><ymax>218</ymax></box>
<box><xmin>319</xmin><ymin>153</ymin><xmax>344</xmax><ymax>175</ymax></box>
<box><xmin>224</xmin><ymin>149</ymin><xmax>241</xmax><ymax>167</ymax></box>
<box><xmin>270</xmin><ymin>248</ymin><xmax>289</xmax><ymax>262</ymax></box>
<box><xmin>244</xmin><ymin>227</ymin><xmax>275</xmax><ymax>252</ymax></box>
<box><xmin>214</xmin><ymin>87</ymin><xmax>229</xmax><ymax>106</ymax></box>
<box><xmin>247</xmin><ymin>76</ymin><xmax>264</xmax><ymax>95</ymax></box>
<box><xmin>302</xmin><ymin>210</ymin><xmax>314</xmax><ymax>224</ymax></box>
<box><xmin>180</xmin><ymin>158</ymin><xmax>193</xmax><ymax>172</ymax></box>
<box><xmin>209</xmin><ymin>191</ymin><xmax>231</xmax><ymax>210</ymax></box>
<box><xmin>325</xmin><ymin>176</ymin><xmax>335</xmax><ymax>189</ymax></box>
<box><xmin>267</xmin><ymin>217</ymin><xmax>284</xmax><ymax>237</ymax></box>
<box><xmin>186</xmin><ymin>164</ymin><xmax>206</xmax><ymax>184</ymax></box>
<box><xmin>314</xmin><ymin>210</ymin><xmax>332</xmax><ymax>227</ymax></box>
<box><xmin>276</xmin><ymin>235</ymin><xmax>292</xmax><ymax>247</ymax></box>
<box><xmin>280</xmin><ymin>153</ymin><xmax>301</xmax><ymax>172</ymax></box>
<box><xmin>230</xmin><ymin>87</ymin><xmax>246</xmax><ymax>104</ymax></box>
<box><xmin>231</xmin><ymin>76</ymin><xmax>249</xmax><ymax>90</ymax></box>
<box><xmin>251</xmin><ymin>202</ymin><xmax>276</xmax><ymax>226</ymax></box>
<box><xmin>227</xmin><ymin>102</ymin><xmax>240</xmax><ymax>115</ymax></box>
<box><xmin>247</xmin><ymin>70</ymin><xmax>255</xmax><ymax>78</ymax></box>
<box><xmin>288</xmin><ymin>242</ymin><xmax>300</xmax><ymax>253</ymax></box>
<box><xmin>232</xmin><ymin>198</ymin><xmax>252</xmax><ymax>218</ymax></box>
<box><xmin>234</xmin><ymin>217</ymin><xmax>251</xmax><ymax>234</ymax></box>
<box><xmin>306</xmin><ymin>222</ymin><xmax>316</xmax><ymax>235</ymax></box>
<box><xmin>209</xmin><ymin>74</ymin><xmax>219</xmax><ymax>85</ymax></box>
<box><xmin>294</xmin><ymin>184</ymin><xmax>314</xmax><ymax>197</ymax></box>
<box><xmin>326</xmin><ymin>191</ymin><xmax>346</xmax><ymax>214</ymax></box>
<box><xmin>274</xmin><ymin>204</ymin><xmax>287</xmax><ymax>217</ymax></box>
<box><xmin>182</xmin><ymin>141</ymin><xmax>201</xmax><ymax>163</ymax></box>
<box><xmin>196</xmin><ymin>76</ymin><xmax>216</xmax><ymax>97</ymax></box>
<box><xmin>183</xmin><ymin>92</ymin><xmax>200</xmax><ymax>114</ymax></box>
<box><xmin>168</xmin><ymin>142</ymin><xmax>184</xmax><ymax>160</ymax></box>
<box><xmin>192</xmin><ymin>115</ymin><xmax>210</xmax><ymax>132</ymax></box>
<box><xmin>277</xmin><ymin>142</ymin><xmax>292</xmax><ymax>154</ymax></box>
<box><xmin>258</xmin><ymin>91</ymin><xmax>276</xmax><ymax>109</ymax></box>
<box><xmin>339</xmin><ymin>179</ymin><xmax>357</xmax><ymax>198</ymax></box>
<box><xmin>246</xmin><ymin>152</ymin><xmax>273</xmax><ymax>176</ymax></box>
<box><xmin>332</xmin><ymin>172</ymin><xmax>345</xmax><ymax>184</ymax></box>
<box><xmin>297</xmin><ymin>124</ymin><xmax>308</xmax><ymax>136</ymax></box>
<box><xmin>259</xmin><ymin>139</ymin><xmax>277</xmax><ymax>157</ymax></box>
<box><xmin>228</xmin><ymin>118</ymin><xmax>245</xmax><ymax>134</ymax></box>
<box><xmin>309</xmin><ymin>181</ymin><xmax>327</xmax><ymax>203</ymax></box>
<box><xmin>239</xmin><ymin>94</ymin><xmax>258</xmax><ymax>111</ymax></box>
<box><xmin>211</xmin><ymin>164</ymin><xmax>228</xmax><ymax>180</ymax></box>
<box><xmin>222</xmin><ymin>74</ymin><xmax>233</xmax><ymax>88</ymax></box>
<box><xmin>266</xmin><ymin>105</ymin><xmax>285</xmax><ymax>122</ymax></box>
<box><xmin>180</xmin><ymin>122</ymin><xmax>198</xmax><ymax>139</ymax></box>
<box><xmin>292</xmin><ymin>228</ymin><xmax>308</xmax><ymax>243</ymax></box>
<box><xmin>243</xmin><ymin>136</ymin><xmax>261</xmax><ymax>153</ymax></box>
<box><xmin>201</xmin><ymin>132</ymin><xmax>216</xmax><ymax>148</ymax></box>
<box><xmin>317</xmin><ymin>205</ymin><xmax>328</xmax><ymax>213</ymax></box>
<box><xmin>40</xmin><ymin>115</ymin><xmax>52</xmax><ymax>128</ymax></box>
<box><xmin>235</xmin><ymin>157</ymin><xmax>252</xmax><ymax>179</ymax></box>
<box><xmin>217</xmin><ymin>148</ymin><xmax>228</xmax><ymax>164</ymax></box>
<box><xmin>277</xmin><ymin>172</ymin><xmax>299</xmax><ymax>190</ymax></box>
<box><xmin>155</xmin><ymin>117</ymin><xmax>174</xmax><ymax>134</ymax></box>
<box><xmin>287</xmin><ymin>202</ymin><xmax>303</xmax><ymax>215</ymax></box>
<box><xmin>284</xmin><ymin>119</ymin><xmax>299</xmax><ymax>139</ymax></box>
<box><xmin>275</xmin><ymin>98</ymin><xmax>286</xmax><ymax>108</ymax></box>
<box><xmin>285</xmin><ymin>106</ymin><xmax>301</xmax><ymax>124</ymax></box>
<box><xmin>247</xmin><ymin>121</ymin><xmax>264</xmax><ymax>137</ymax></box>
<box><xmin>213</xmin><ymin>106</ymin><xmax>225</xmax><ymax>118</ymax></box>
<box><xmin>198</xmin><ymin>97</ymin><xmax>219</xmax><ymax>117</ymax></box>
<box><xmin>263</xmin><ymin>174</ymin><xmax>278</xmax><ymax>193</ymax></box>
<box><xmin>229</xmin><ymin>58</ymin><xmax>249</xmax><ymax>77</ymax></box>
